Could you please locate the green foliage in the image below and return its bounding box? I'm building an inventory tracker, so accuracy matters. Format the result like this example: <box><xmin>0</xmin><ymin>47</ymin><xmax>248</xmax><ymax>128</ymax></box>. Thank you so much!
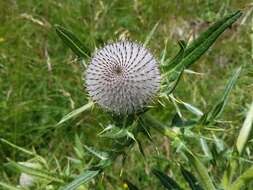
<box><xmin>55</xmin><ymin>25</ymin><xmax>90</xmax><ymax>59</ymax></box>
<box><xmin>61</xmin><ymin>170</ymin><xmax>100</xmax><ymax>190</ymax></box>
<box><xmin>236</xmin><ymin>102</ymin><xmax>253</xmax><ymax>155</ymax></box>
<box><xmin>152</xmin><ymin>169</ymin><xmax>183</xmax><ymax>190</ymax></box>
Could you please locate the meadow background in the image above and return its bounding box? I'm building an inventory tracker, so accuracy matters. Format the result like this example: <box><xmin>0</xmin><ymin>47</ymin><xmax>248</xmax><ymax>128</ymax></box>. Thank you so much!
<box><xmin>0</xmin><ymin>0</ymin><xmax>252</xmax><ymax>189</ymax></box>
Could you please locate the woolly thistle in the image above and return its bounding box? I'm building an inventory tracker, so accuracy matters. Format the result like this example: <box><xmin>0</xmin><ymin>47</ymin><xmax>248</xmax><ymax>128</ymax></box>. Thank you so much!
<box><xmin>85</xmin><ymin>41</ymin><xmax>161</xmax><ymax>114</ymax></box>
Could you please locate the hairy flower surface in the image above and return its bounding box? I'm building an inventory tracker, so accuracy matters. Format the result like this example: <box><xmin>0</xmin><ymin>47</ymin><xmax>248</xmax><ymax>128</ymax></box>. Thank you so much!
<box><xmin>85</xmin><ymin>41</ymin><xmax>161</xmax><ymax>114</ymax></box>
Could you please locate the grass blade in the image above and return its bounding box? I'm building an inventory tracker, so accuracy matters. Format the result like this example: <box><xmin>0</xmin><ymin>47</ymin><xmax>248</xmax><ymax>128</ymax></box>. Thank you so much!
<box><xmin>144</xmin><ymin>21</ymin><xmax>160</xmax><ymax>47</ymax></box>
<box><xmin>186</xmin><ymin>153</ymin><xmax>216</xmax><ymax>190</ymax></box>
<box><xmin>0</xmin><ymin>182</ymin><xmax>21</xmax><ymax>190</ymax></box>
<box><xmin>55</xmin><ymin>25</ymin><xmax>90</xmax><ymax>58</ymax></box>
<box><xmin>236</xmin><ymin>102</ymin><xmax>253</xmax><ymax>155</ymax></box>
<box><xmin>152</xmin><ymin>169</ymin><xmax>183</xmax><ymax>190</ymax></box>
<box><xmin>200</xmin><ymin>67</ymin><xmax>241</xmax><ymax>124</ymax></box>
<box><xmin>57</xmin><ymin>102</ymin><xmax>94</xmax><ymax>125</ymax></box>
<box><xmin>61</xmin><ymin>170</ymin><xmax>100</xmax><ymax>190</ymax></box>
<box><xmin>8</xmin><ymin>161</ymin><xmax>64</xmax><ymax>184</ymax></box>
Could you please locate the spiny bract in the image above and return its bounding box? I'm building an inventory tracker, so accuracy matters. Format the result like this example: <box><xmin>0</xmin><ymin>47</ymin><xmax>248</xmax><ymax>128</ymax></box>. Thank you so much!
<box><xmin>85</xmin><ymin>41</ymin><xmax>161</xmax><ymax>114</ymax></box>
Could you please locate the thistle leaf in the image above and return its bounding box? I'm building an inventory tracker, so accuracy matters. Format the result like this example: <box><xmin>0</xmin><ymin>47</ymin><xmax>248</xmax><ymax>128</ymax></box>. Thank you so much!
<box><xmin>55</xmin><ymin>25</ymin><xmax>90</xmax><ymax>58</ymax></box>
<box><xmin>162</xmin><ymin>11</ymin><xmax>242</xmax><ymax>95</ymax></box>
<box><xmin>181</xmin><ymin>11</ymin><xmax>242</xmax><ymax>68</ymax></box>
<box><xmin>61</xmin><ymin>170</ymin><xmax>100</xmax><ymax>190</ymax></box>
<box><xmin>84</xmin><ymin>145</ymin><xmax>109</xmax><ymax>160</ymax></box>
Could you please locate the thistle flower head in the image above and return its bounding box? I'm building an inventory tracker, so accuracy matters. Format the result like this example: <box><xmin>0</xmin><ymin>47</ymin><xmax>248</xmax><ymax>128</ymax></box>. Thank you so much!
<box><xmin>85</xmin><ymin>41</ymin><xmax>161</xmax><ymax>114</ymax></box>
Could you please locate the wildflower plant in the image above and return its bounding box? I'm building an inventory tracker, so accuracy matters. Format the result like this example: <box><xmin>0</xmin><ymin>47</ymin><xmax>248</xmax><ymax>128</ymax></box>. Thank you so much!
<box><xmin>52</xmin><ymin>10</ymin><xmax>253</xmax><ymax>190</ymax></box>
<box><xmin>1</xmin><ymin>9</ymin><xmax>253</xmax><ymax>190</ymax></box>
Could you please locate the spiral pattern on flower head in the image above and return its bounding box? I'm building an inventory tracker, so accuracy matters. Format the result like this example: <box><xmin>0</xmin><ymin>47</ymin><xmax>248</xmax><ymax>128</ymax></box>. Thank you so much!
<box><xmin>85</xmin><ymin>41</ymin><xmax>161</xmax><ymax>114</ymax></box>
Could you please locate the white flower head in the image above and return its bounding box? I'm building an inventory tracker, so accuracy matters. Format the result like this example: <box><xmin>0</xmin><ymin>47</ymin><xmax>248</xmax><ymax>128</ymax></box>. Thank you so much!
<box><xmin>85</xmin><ymin>41</ymin><xmax>161</xmax><ymax>114</ymax></box>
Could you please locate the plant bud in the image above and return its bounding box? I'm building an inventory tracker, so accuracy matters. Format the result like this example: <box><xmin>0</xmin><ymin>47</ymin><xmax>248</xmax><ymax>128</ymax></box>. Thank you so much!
<box><xmin>85</xmin><ymin>41</ymin><xmax>161</xmax><ymax>114</ymax></box>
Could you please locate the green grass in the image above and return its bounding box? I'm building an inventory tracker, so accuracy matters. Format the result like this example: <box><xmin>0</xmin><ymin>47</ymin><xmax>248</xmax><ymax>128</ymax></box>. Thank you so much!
<box><xmin>0</xmin><ymin>0</ymin><xmax>252</xmax><ymax>189</ymax></box>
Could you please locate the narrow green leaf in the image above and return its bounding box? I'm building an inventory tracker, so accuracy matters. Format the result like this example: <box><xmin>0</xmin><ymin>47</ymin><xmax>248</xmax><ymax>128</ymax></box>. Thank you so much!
<box><xmin>200</xmin><ymin>138</ymin><xmax>212</xmax><ymax>159</ymax></box>
<box><xmin>74</xmin><ymin>134</ymin><xmax>85</xmax><ymax>159</ymax></box>
<box><xmin>221</xmin><ymin>159</ymin><xmax>238</xmax><ymax>189</ymax></box>
<box><xmin>84</xmin><ymin>145</ymin><xmax>109</xmax><ymax>160</ymax></box>
<box><xmin>0</xmin><ymin>139</ymin><xmax>47</xmax><ymax>167</ymax></box>
<box><xmin>230</xmin><ymin>165</ymin><xmax>253</xmax><ymax>190</ymax></box>
<box><xmin>181</xmin><ymin>102</ymin><xmax>203</xmax><ymax>117</ymax></box>
<box><xmin>0</xmin><ymin>182</ymin><xmax>21</xmax><ymax>190</ymax></box>
<box><xmin>181</xmin><ymin>11</ymin><xmax>242</xmax><ymax>68</ymax></box>
<box><xmin>200</xmin><ymin>67</ymin><xmax>241</xmax><ymax>124</ymax></box>
<box><xmin>99</xmin><ymin>127</ymin><xmax>128</xmax><ymax>139</ymax></box>
<box><xmin>0</xmin><ymin>138</ymin><xmax>35</xmax><ymax>156</ymax></box>
<box><xmin>163</xmin><ymin>40</ymin><xmax>187</xmax><ymax>71</ymax></box>
<box><xmin>186</xmin><ymin>153</ymin><xmax>216</xmax><ymax>190</ymax></box>
<box><xmin>61</xmin><ymin>170</ymin><xmax>100</xmax><ymax>190</ymax></box>
<box><xmin>180</xmin><ymin>166</ymin><xmax>204</xmax><ymax>190</ymax></box>
<box><xmin>164</xmin><ymin>68</ymin><xmax>184</xmax><ymax>95</ymax></box>
<box><xmin>162</xmin><ymin>41</ymin><xmax>186</xmax><ymax>94</ymax></box>
<box><xmin>8</xmin><ymin>161</ymin><xmax>63</xmax><ymax>184</ymax></box>
<box><xmin>55</xmin><ymin>25</ymin><xmax>90</xmax><ymax>58</ymax></box>
<box><xmin>152</xmin><ymin>169</ymin><xmax>183</xmax><ymax>190</ymax></box>
<box><xmin>236</xmin><ymin>102</ymin><xmax>253</xmax><ymax>154</ymax></box>
<box><xmin>144</xmin><ymin>21</ymin><xmax>160</xmax><ymax>47</ymax></box>
<box><xmin>57</xmin><ymin>102</ymin><xmax>94</xmax><ymax>125</ymax></box>
<box><xmin>142</xmin><ymin>114</ymin><xmax>178</xmax><ymax>139</ymax></box>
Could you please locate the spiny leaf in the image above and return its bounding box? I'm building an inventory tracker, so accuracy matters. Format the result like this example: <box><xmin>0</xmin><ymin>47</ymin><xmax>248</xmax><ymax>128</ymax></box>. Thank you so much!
<box><xmin>163</xmin><ymin>40</ymin><xmax>187</xmax><ymax>71</ymax></box>
<box><xmin>84</xmin><ymin>145</ymin><xmax>109</xmax><ymax>160</ymax></box>
<box><xmin>152</xmin><ymin>169</ymin><xmax>183</xmax><ymax>190</ymax></box>
<box><xmin>55</xmin><ymin>25</ymin><xmax>90</xmax><ymax>58</ymax></box>
<box><xmin>162</xmin><ymin>41</ymin><xmax>186</xmax><ymax>95</ymax></box>
<box><xmin>57</xmin><ymin>102</ymin><xmax>94</xmax><ymax>125</ymax></box>
<box><xmin>186</xmin><ymin>153</ymin><xmax>216</xmax><ymax>190</ymax></box>
<box><xmin>163</xmin><ymin>10</ymin><xmax>242</xmax><ymax>95</ymax></box>
<box><xmin>164</xmin><ymin>68</ymin><xmax>184</xmax><ymax>95</ymax></box>
<box><xmin>61</xmin><ymin>170</ymin><xmax>100</xmax><ymax>190</ymax></box>
<box><xmin>181</xmin><ymin>11</ymin><xmax>242</xmax><ymax>68</ymax></box>
<box><xmin>236</xmin><ymin>102</ymin><xmax>253</xmax><ymax>155</ymax></box>
<box><xmin>180</xmin><ymin>166</ymin><xmax>204</xmax><ymax>190</ymax></box>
